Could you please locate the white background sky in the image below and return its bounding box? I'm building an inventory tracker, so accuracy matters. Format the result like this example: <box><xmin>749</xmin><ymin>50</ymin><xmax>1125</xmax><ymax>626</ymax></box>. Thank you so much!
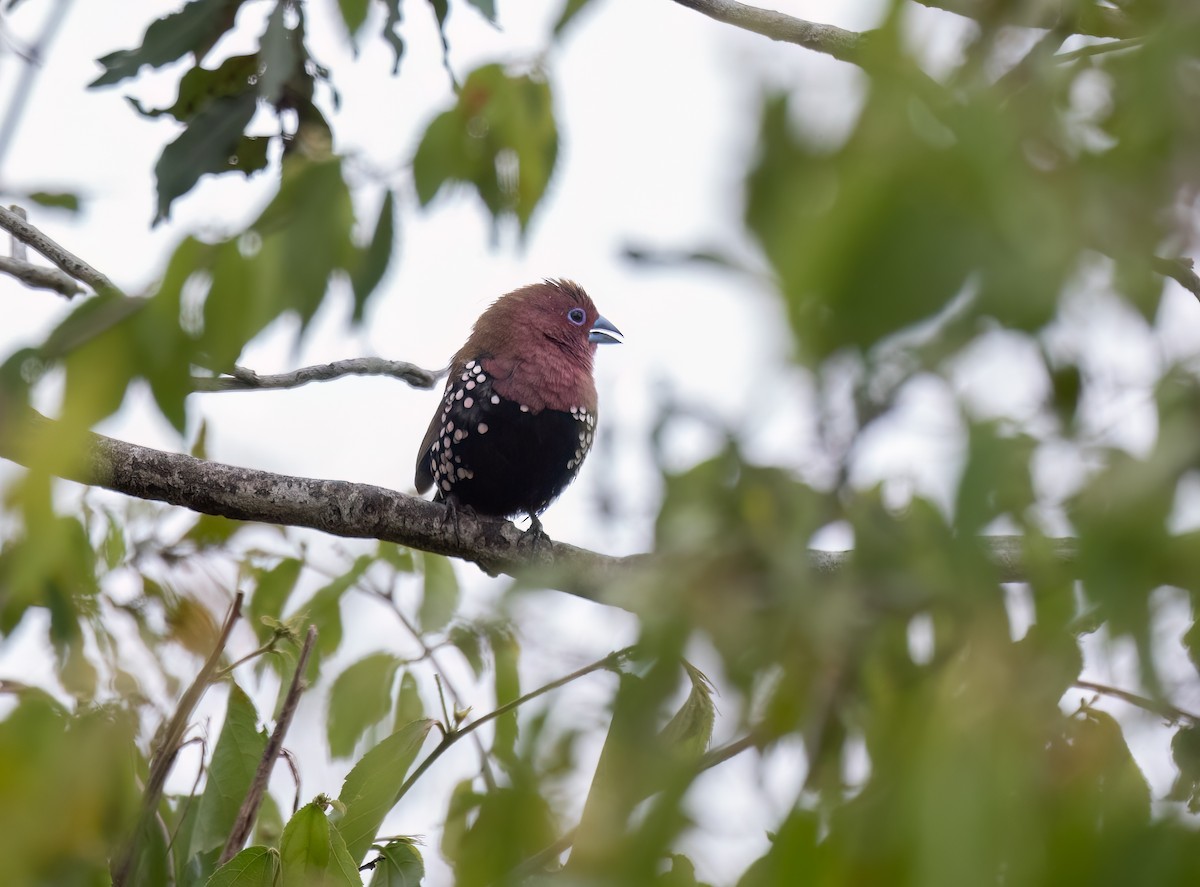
<box><xmin>4</xmin><ymin>1</ymin><xmax>1200</xmax><ymax>883</ymax></box>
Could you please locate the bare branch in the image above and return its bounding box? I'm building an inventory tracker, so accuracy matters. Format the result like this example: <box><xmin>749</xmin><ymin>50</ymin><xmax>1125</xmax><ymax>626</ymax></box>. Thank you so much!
<box><xmin>0</xmin><ymin>204</ymin><xmax>118</xmax><ymax>293</ymax></box>
<box><xmin>669</xmin><ymin>0</ymin><xmax>867</xmax><ymax>64</ymax></box>
<box><xmin>192</xmin><ymin>358</ymin><xmax>443</xmax><ymax>393</ymax></box>
<box><xmin>1075</xmin><ymin>679</ymin><xmax>1200</xmax><ymax>725</ymax></box>
<box><xmin>0</xmin><ymin>255</ymin><xmax>83</xmax><ymax>297</ymax></box>
<box><xmin>0</xmin><ymin>409</ymin><xmax>1078</xmax><ymax>601</ymax></box>
<box><xmin>112</xmin><ymin>593</ymin><xmax>244</xmax><ymax>887</ymax></box>
<box><xmin>912</xmin><ymin>0</ymin><xmax>1135</xmax><ymax>39</ymax></box>
<box><xmin>220</xmin><ymin>624</ymin><xmax>318</xmax><ymax>865</ymax></box>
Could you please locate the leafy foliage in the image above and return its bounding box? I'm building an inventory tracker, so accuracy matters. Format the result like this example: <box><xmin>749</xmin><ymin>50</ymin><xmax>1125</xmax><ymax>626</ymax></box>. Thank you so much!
<box><xmin>4</xmin><ymin>0</ymin><xmax>1200</xmax><ymax>885</ymax></box>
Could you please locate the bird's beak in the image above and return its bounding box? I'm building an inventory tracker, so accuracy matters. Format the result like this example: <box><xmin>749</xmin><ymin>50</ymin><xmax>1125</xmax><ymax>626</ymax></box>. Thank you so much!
<box><xmin>589</xmin><ymin>314</ymin><xmax>623</xmax><ymax>345</ymax></box>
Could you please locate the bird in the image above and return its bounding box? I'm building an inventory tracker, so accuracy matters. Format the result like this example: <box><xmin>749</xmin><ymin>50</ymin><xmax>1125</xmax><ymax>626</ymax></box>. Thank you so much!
<box><xmin>414</xmin><ymin>279</ymin><xmax>622</xmax><ymax>534</ymax></box>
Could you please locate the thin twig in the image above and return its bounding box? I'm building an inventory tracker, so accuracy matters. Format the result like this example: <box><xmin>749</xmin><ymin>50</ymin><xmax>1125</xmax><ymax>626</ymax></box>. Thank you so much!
<box><xmin>219</xmin><ymin>624</ymin><xmax>318</xmax><ymax>864</ymax></box>
<box><xmin>392</xmin><ymin>648</ymin><xmax>631</xmax><ymax>807</ymax></box>
<box><xmin>191</xmin><ymin>358</ymin><xmax>443</xmax><ymax>393</ymax></box>
<box><xmin>911</xmin><ymin>0</ymin><xmax>1134</xmax><ymax>39</ymax></box>
<box><xmin>1055</xmin><ymin>36</ymin><xmax>1147</xmax><ymax>64</ymax></box>
<box><xmin>1074</xmin><ymin>679</ymin><xmax>1200</xmax><ymax>725</ymax></box>
<box><xmin>0</xmin><ymin>204</ymin><xmax>117</xmax><ymax>293</ymax></box>
<box><xmin>0</xmin><ymin>0</ymin><xmax>73</xmax><ymax>175</ymax></box>
<box><xmin>112</xmin><ymin>593</ymin><xmax>244</xmax><ymax>887</ymax></box>
<box><xmin>669</xmin><ymin>0</ymin><xmax>867</xmax><ymax>64</ymax></box>
<box><xmin>0</xmin><ymin>255</ymin><xmax>83</xmax><ymax>297</ymax></box>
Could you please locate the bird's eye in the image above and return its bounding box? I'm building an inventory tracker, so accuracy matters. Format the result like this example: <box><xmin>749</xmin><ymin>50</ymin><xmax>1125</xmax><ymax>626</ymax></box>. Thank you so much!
<box><xmin>567</xmin><ymin>307</ymin><xmax>587</xmax><ymax>325</ymax></box>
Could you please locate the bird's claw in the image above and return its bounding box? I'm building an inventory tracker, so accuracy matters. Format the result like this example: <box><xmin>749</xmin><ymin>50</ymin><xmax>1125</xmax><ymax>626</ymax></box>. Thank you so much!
<box><xmin>517</xmin><ymin>513</ymin><xmax>551</xmax><ymax>550</ymax></box>
<box><xmin>439</xmin><ymin>495</ymin><xmax>477</xmax><ymax>546</ymax></box>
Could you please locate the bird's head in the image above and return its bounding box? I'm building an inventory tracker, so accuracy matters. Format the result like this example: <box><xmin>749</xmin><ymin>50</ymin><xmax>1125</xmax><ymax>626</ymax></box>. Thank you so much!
<box><xmin>469</xmin><ymin>279</ymin><xmax>622</xmax><ymax>369</ymax></box>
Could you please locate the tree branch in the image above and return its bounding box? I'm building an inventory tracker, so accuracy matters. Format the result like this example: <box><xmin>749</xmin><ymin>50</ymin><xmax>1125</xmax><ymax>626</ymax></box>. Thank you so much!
<box><xmin>0</xmin><ymin>409</ymin><xmax>1079</xmax><ymax>601</ymax></box>
<box><xmin>669</xmin><ymin>0</ymin><xmax>868</xmax><ymax>64</ymax></box>
<box><xmin>911</xmin><ymin>0</ymin><xmax>1135</xmax><ymax>39</ymax></box>
<box><xmin>219</xmin><ymin>624</ymin><xmax>318</xmax><ymax>865</ymax></box>
<box><xmin>191</xmin><ymin>358</ymin><xmax>443</xmax><ymax>393</ymax></box>
<box><xmin>0</xmin><ymin>255</ymin><xmax>83</xmax><ymax>297</ymax></box>
<box><xmin>0</xmin><ymin>204</ymin><xmax>118</xmax><ymax>294</ymax></box>
<box><xmin>112</xmin><ymin>593</ymin><xmax>244</xmax><ymax>887</ymax></box>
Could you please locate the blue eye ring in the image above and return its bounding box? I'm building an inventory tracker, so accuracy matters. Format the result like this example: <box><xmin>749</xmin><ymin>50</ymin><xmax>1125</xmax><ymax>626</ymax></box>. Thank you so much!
<box><xmin>567</xmin><ymin>307</ymin><xmax>587</xmax><ymax>325</ymax></box>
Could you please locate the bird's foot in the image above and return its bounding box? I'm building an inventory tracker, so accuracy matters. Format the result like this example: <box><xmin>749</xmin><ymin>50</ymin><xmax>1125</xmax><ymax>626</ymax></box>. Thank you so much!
<box><xmin>517</xmin><ymin>513</ymin><xmax>551</xmax><ymax>550</ymax></box>
<box><xmin>439</xmin><ymin>495</ymin><xmax>477</xmax><ymax>546</ymax></box>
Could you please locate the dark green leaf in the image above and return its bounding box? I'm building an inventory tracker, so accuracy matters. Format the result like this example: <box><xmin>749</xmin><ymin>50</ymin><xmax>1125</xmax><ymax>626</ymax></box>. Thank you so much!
<box><xmin>554</xmin><ymin>0</ymin><xmax>596</xmax><ymax>35</ymax></box>
<box><xmin>338</xmin><ymin>0</ymin><xmax>371</xmax><ymax>41</ymax></box>
<box><xmin>465</xmin><ymin>0</ymin><xmax>496</xmax><ymax>22</ymax></box>
<box><xmin>327</xmin><ymin>652</ymin><xmax>403</xmax><ymax>758</ymax></box>
<box><xmin>258</xmin><ymin>0</ymin><xmax>299</xmax><ymax>103</ymax></box>
<box><xmin>154</xmin><ymin>92</ymin><xmax>258</xmax><ymax>223</ymax></box>
<box><xmin>379</xmin><ymin>0</ymin><xmax>405</xmax><ymax>73</ymax></box>
<box><xmin>335</xmin><ymin>718</ymin><xmax>435</xmax><ymax>864</ymax></box>
<box><xmin>90</xmin><ymin>0</ymin><xmax>246</xmax><ymax>87</ymax></box>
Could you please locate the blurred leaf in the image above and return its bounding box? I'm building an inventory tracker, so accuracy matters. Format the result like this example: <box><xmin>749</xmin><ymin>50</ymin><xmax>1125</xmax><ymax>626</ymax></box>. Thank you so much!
<box><xmin>393</xmin><ymin>670</ymin><xmax>424</xmax><ymax>734</ymax></box>
<box><xmin>184</xmin><ymin>513</ymin><xmax>245</xmax><ymax>548</ymax></box>
<box><xmin>254</xmin><ymin>791</ymin><xmax>285</xmax><ymax>848</ymax></box>
<box><xmin>413</xmin><ymin>63</ymin><xmax>558</xmax><ymax>231</ymax></box>
<box><xmin>448</xmin><ymin>786</ymin><xmax>555</xmax><ymax>887</ymax></box>
<box><xmin>90</xmin><ymin>0</ymin><xmax>246</xmax><ymax>87</ymax></box>
<box><xmin>293</xmin><ymin>554</ymin><xmax>371</xmax><ymax>680</ymax></box>
<box><xmin>338</xmin><ymin>0</ymin><xmax>370</xmax><ymax>40</ymax></box>
<box><xmin>419</xmin><ymin>553</ymin><xmax>459</xmax><ymax>633</ymax></box>
<box><xmin>130</xmin><ymin>54</ymin><xmax>258</xmax><ymax>121</ymax></box>
<box><xmin>205</xmin><ymin>846</ymin><xmax>280</xmax><ymax>887</ymax></box>
<box><xmin>279</xmin><ymin>802</ymin><xmax>360</xmax><ymax>887</ymax></box>
<box><xmin>465</xmin><ymin>0</ymin><xmax>496</xmax><ymax>22</ymax></box>
<box><xmin>489</xmin><ymin>623</ymin><xmax>520</xmax><ymax>765</ymax></box>
<box><xmin>327</xmin><ymin>652</ymin><xmax>403</xmax><ymax>758</ymax></box>
<box><xmin>447</xmin><ymin>623</ymin><xmax>484</xmax><ymax>677</ymax></box>
<box><xmin>366</xmin><ymin>839</ymin><xmax>424</xmax><ymax>887</ymax></box>
<box><xmin>554</xmin><ymin>0</ymin><xmax>597</xmax><ymax>35</ymax></box>
<box><xmin>662</xmin><ymin>854</ymin><xmax>714</xmax><ymax>887</ymax></box>
<box><xmin>335</xmin><ymin>718</ymin><xmax>435</xmax><ymax>864</ymax></box>
<box><xmin>351</xmin><ymin>190</ymin><xmax>397</xmax><ymax>322</ymax></box>
<box><xmin>249</xmin><ymin>558</ymin><xmax>304</xmax><ymax>644</ymax></box>
<box><xmin>1168</xmin><ymin>723</ymin><xmax>1200</xmax><ymax>813</ymax></box>
<box><xmin>192</xmin><ymin>684</ymin><xmax>268</xmax><ymax>859</ymax></box>
<box><xmin>25</xmin><ymin>191</ymin><xmax>80</xmax><ymax>212</ymax></box>
<box><xmin>258</xmin><ymin>0</ymin><xmax>300</xmax><ymax>102</ymax></box>
<box><xmin>379</xmin><ymin>0</ymin><xmax>405</xmax><ymax>72</ymax></box>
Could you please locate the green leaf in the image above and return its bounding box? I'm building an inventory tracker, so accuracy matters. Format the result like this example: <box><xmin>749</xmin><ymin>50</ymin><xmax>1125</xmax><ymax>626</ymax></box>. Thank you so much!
<box><xmin>418</xmin><ymin>554</ymin><xmax>459</xmax><ymax>633</ymax></box>
<box><xmin>366</xmin><ymin>839</ymin><xmax>424</xmax><ymax>887</ymax></box>
<box><xmin>249</xmin><ymin>558</ymin><xmax>304</xmax><ymax>644</ymax></box>
<box><xmin>25</xmin><ymin>191</ymin><xmax>80</xmax><ymax>212</ymax></box>
<box><xmin>292</xmin><ymin>554</ymin><xmax>371</xmax><ymax>680</ymax></box>
<box><xmin>90</xmin><ymin>0</ymin><xmax>246</xmax><ymax>87</ymax></box>
<box><xmin>412</xmin><ymin>63</ymin><xmax>558</xmax><ymax>232</ymax></box>
<box><xmin>488</xmin><ymin>624</ymin><xmax>520</xmax><ymax>765</ymax></box>
<box><xmin>393</xmin><ymin>671</ymin><xmax>424</xmax><ymax>734</ymax></box>
<box><xmin>351</xmin><ymin>190</ymin><xmax>397</xmax><ymax>323</ymax></box>
<box><xmin>154</xmin><ymin>91</ymin><xmax>258</xmax><ymax>223</ymax></box>
<box><xmin>280</xmin><ymin>803</ymin><xmax>360</xmax><ymax>887</ymax></box>
<box><xmin>204</xmin><ymin>846</ymin><xmax>280</xmax><ymax>887</ymax></box>
<box><xmin>192</xmin><ymin>684</ymin><xmax>268</xmax><ymax>859</ymax></box>
<box><xmin>447</xmin><ymin>624</ymin><xmax>484</xmax><ymax>677</ymax></box>
<box><xmin>327</xmin><ymin>652</ymin><xmax>403</xmax><ymax>758</ymax></box>
<box><xmin>335</xmin><ymin>718</ymin><xmax>435</xmax><ymax>864</ymax></box>
<box><xmin>132</xmin><ymin>54</ymin><xmax>259</xmax><ymax>121</ymax></box>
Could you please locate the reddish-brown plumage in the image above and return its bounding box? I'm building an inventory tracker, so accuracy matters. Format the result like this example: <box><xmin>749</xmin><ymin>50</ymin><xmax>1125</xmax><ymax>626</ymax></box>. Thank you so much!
<box><xmin>414</xmin><ymin>280</ymin><xmax>621</xmax><ymax>519</ymax></box>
